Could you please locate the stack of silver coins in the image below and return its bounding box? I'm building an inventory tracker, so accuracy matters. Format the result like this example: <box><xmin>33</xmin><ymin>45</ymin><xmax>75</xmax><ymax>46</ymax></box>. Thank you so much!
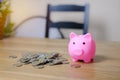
<box><xmin>13</xmin><ymin>52</ymin><xmax>69</xmax><ymax>69</ymax></box>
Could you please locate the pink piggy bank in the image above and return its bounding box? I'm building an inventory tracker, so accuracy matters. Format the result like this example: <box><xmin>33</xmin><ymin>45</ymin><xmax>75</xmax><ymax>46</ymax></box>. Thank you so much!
<box><xmin>68</xmin><ymin>32</ymin><xmax>96</xmax><ymax>63</ymax></box>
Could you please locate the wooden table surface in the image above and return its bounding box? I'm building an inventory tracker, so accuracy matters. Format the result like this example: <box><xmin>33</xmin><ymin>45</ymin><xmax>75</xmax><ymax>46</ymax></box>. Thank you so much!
<box><xmin>0</xmin><ymin>37</ymin><xmax>120</xmax><ymax>80</ymax></box>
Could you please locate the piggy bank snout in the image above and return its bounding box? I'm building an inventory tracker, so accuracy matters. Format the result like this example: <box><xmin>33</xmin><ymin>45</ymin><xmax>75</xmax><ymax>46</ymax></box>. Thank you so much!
<box><xmin>73</xmin><ymin>49</ymin><xmax>84</xmax><ymax>56</ymax></box>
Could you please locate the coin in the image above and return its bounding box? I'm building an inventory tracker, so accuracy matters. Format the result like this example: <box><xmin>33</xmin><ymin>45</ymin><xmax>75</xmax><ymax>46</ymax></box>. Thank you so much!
<box><xmin>52</xmin><ymin>59</ymin><xmax>63</xmax><ymax>65</ymax></box>
<box><xmin>19</xmin><ymin>58</ymin><xmax>30</xmax><ymax>63</ymax></box>
<box><xmin>32</xmin><ymin>60</ymin><xmax>40</xmax><ymax>66</ymax></box>
<box><xmin>13</xmin><ymin>62</ymin><xmax>23</xmax><ymax>67</ymax></box>
<box><xmin>71</xmin><ymin>64</ymin><xmax>81</xmax><ymax>68</ymax></box>
<box><xmin>33</xmin><ymin>65</ymin><xmax>44</xmax><ymax>69</ymax></box>
<box><xmin>9</xmin><ymin>55</ymin><xmax>17</xmax><ymax>59</ymax></box>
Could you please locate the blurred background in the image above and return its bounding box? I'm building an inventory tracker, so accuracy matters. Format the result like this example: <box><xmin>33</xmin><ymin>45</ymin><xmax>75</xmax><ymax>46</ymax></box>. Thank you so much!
<box><xmin>10</xmin><ymin>0</ymin><xmax>120</xmax><ymax>41</ymax></box>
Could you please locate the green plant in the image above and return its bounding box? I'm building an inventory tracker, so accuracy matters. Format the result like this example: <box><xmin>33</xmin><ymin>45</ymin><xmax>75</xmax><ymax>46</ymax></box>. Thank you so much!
<box><xmin>0</xmin><ymin>0</ymin><xmax>11</xmax><ymax>17</ymax></box>
<box><xmin>0</xmin><ymin>0</ymin><xmax>14</xmax><ymax>37</ymax></box>
<box><xmin>4</xmin><ymin>22</ymin><xmax>14</xmax><ymax>37</ymax></box>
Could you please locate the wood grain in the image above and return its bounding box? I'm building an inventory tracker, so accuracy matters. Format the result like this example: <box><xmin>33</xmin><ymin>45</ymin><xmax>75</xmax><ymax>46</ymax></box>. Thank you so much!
<box><xmin>0</xmin><ymin>37</ymin><xmax>120</xmax><ymax>80</ymax></box>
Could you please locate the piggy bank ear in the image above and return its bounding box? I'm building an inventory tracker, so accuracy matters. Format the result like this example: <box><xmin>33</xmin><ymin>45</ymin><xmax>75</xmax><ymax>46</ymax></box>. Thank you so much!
<box><xmin>69</xmin><ymin>32</ymin><xmax>77</xmax><ymax>39</ymax></box>
<box><xmin>84</xmin><ymin>33</ymin><xmax>92</xmax><ymax>41</ymax></box>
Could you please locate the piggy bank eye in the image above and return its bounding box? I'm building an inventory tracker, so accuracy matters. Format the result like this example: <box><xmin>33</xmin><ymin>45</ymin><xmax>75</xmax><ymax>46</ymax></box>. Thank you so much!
<box><xmin>83</xmin><ymin>42</ymin><xmax>85</xmax><ymax>45</ymax></box>
<box><xmin>73</xmin><ymin>42</ymin><xmax>75</xmax><ymax>45</ymax></box>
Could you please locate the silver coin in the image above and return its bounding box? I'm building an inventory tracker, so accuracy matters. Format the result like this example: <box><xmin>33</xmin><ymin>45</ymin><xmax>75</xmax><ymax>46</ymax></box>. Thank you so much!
<box><xmin>33</xmin><ymin>65</ymin><xmax>44</xmax><ymax>69</ymax></box>
<box><xmin>9</xmin><ymin>55</ymin><xmax>17</xmax><ymax>59</ymax></box>
<box><xmin>13</xmin><ymin>62</ymin><xmax>23</xmax><ymax>67</ymax></box>
<box><xmin>32</xmin><ymin>60</ymin><xmax>40</xmax><ymax>66</ymax></box>
<box><xmin>52</xmin><ymin>59</ymin><xmax>63</xmax><ymax>65</ymax></box>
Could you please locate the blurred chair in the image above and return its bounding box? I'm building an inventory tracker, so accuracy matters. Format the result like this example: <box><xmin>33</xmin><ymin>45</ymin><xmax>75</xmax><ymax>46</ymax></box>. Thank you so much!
<box><xmin>46</xmin><ymin>3</ymin><xmax>89</xmax><ymax>38</ymax></box>
<box><xmin>14</xmin><ymin>16</ymin><xmax>46</xmax><ymax>38</ymax></box>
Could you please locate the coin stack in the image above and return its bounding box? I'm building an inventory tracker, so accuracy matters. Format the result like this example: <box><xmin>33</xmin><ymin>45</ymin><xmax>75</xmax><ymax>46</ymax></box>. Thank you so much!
<box><xmin>13</xmin><ymin>52</ymin><xmax>69</xmax><ymax>69</ymax></box>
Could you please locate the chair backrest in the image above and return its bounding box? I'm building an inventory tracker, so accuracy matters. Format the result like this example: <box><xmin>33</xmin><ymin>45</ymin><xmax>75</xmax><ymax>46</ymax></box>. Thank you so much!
<box><xmin>45</xmin><ymin>3</ymin><xmax>89</xmax><ymax>38</ymax></box>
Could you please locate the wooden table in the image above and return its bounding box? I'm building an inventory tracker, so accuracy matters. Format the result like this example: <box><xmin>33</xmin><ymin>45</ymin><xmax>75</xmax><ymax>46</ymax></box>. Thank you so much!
<box><xmin>0</xmin><ymin>37</ymin><xmax>120</xmax><ymax>80</ymax></box>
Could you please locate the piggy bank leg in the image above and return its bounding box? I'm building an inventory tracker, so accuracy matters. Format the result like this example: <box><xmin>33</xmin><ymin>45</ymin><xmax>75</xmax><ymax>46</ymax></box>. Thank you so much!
<box><xmin>84</xmin><ymin>58</ymin><xmax>92</xmax><ymax>63</ymax></box>
<box><xmin>91</xmin><ymin>59</ymin><xmax>94</xmax><ymax>62</ymax></box>
<box><xmin>72</xmin><ymin>58</ymin><xmax>78</xmax><ymax>62</ymax></box>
